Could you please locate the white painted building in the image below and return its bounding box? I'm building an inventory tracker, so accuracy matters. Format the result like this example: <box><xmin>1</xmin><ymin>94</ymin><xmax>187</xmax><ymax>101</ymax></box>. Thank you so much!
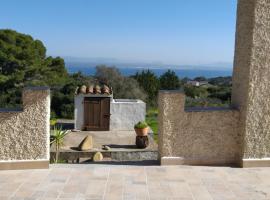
<box><xmin>186</xmin><ymin>80</ymin><xmax>208</xmax><ymax>87</ymax></box>
<box><xmin>74</xmin><ymin>92</ymin><xmax>146</xmax><ymax>131</ymax></box>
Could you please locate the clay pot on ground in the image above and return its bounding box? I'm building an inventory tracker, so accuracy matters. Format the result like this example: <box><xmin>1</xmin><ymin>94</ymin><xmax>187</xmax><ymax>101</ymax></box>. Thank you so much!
<box><xmin>134</xmin><ymin>127</ymin><xmax>149</xmax><ymax>136</ymax></box>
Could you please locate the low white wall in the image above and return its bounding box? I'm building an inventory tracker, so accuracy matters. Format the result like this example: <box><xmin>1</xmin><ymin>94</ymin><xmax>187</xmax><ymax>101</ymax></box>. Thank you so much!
<box><xmin>74</xmin><ymin>95</ymin><xmax>84</xmax><ymax>130</ymax></box>
<box><xmin>110</xmin><ymin>99</ymin><xmax>146</xmax><ymax>131</ymax></box>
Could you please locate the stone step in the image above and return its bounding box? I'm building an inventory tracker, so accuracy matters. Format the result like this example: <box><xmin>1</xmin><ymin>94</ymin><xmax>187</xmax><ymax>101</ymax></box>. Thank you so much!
<box><xmin>50</xmin><ymin>150</ymin><xmax>158</xmax><ymax>163</ymax></box>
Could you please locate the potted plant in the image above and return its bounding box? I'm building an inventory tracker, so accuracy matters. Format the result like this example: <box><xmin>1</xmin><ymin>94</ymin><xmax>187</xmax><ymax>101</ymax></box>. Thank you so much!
<box><xmin>134</xmin><ymin>121</ymin><xmax>149</xmax><ymax>136</ymax></box>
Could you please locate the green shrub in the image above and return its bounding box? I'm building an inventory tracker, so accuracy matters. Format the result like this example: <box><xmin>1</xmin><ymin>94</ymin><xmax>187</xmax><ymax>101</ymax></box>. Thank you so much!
<box><xmin>134</xmin><ymin>121</ymin><xmax>148</xmax><ymax>129</ymax></box>
<box><xmin>146</xmin><ymin>108</ymin><xmax>158</xmax><ymax>142</ymax></box>
<box><xmin>50</xmin><ymin>126</ymin><xmax>69</xmax><ymax>163</ymax></box>
<box><xmin>50</xmin><ymin>119</ymin><xmax>57</xmax><ymax>126</ymax></box>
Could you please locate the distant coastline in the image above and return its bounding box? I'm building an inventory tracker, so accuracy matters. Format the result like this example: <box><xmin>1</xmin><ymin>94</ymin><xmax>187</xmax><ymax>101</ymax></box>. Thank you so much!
<box><xmin>66</xmin><ymin>65</ymin><xmax>232</xmax><ymax>78</ymax></box>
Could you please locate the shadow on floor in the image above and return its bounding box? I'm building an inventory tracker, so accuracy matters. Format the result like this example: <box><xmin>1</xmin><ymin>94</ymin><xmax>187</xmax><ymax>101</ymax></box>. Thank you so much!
<box><xmin>70</xmin><ymin>147</ymin><xmax>80</xmax><ymax>151</ymax></box>
<box><xmin>81</xmin><ymin>159</ymin><xmax>159</xmax><ymax>166</ymax></box>
<box><xmin>106</xmin><ymin>144</ymin><xmax>138</xmax><ymax>149</ymax></box>
<box><xmin>54</xmin><ymin>121</ymin><xmax>74</xmax><ymax>130</ymax></box>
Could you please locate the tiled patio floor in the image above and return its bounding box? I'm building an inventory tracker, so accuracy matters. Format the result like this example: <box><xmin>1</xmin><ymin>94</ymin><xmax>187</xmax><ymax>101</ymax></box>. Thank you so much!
<box><xmin>1</xmin><ymin>164</ymin><xmax>270</xmax><ymax>200</ymax></box>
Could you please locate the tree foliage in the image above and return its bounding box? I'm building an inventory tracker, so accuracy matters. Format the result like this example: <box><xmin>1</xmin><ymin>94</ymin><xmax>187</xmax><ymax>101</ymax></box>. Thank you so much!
<box><xmin>184</xmin><ymin>85</ymin><xmax>208</xmax><ymax>98</ymax></box>
<box><xmin>184</xmin><ymin>78</ymin><xmax>232</xmax><ymax>107</ymax></box>
<box><xmin>194</xmin><ymin>76</ymin><xmax>207</xmax><ymax>82</ymax></box>
<box><xmin>133</xmin><ymin>70</ymin><xmax>160</xmax><ymax>107</ymax></box>
<box><xmin>0</xmin><ymin>29</ymin><xmax>68</xmax><ymax>87</ymax></box>
<box><xmin>159</xmin><ymin>69</ymin><xmax>180</xmax><ymax>90</ymax></box>
<box><xmin>0</xmin><ymin>29</ymin><xmax>68</xmax><ymax>108</ymax></box>
<box><xmin>95</xmin><ymin>65</ymin><xmax>146</xmax><ymax>100</ymax></box>
<box><xmin>207</xmin><ymin>86</ymin><xmax>231</xmax><ymax>101</ymax></box>
<box><xmin>208</xmin><ymin>76</ymin><xmax>232</xmax><ymax>86</ymax></box>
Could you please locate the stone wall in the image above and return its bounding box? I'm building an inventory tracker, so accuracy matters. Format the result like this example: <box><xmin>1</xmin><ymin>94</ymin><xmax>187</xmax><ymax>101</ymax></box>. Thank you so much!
<box><xmin>158</xmin><ymin>91</ymin><xmax>241</xmax><ymax>165</ymax></box>
<box><xmin>158</xmin><ymin>0</ymin><xmax>270</xmax><ymax>167</ymax></box>
<box><xmin>232</xmin><ymin>0</ymin><xmax>270</xmax><ymax>165</ymax></box>
<box><xmin>0</xmin><ymin>87</ymin><xmax>50</xmax><ymax>169</ymax></box>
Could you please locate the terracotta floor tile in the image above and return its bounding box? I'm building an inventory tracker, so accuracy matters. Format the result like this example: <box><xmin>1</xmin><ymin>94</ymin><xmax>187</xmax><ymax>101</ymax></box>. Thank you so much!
<box><xmin>1</xmin><ymin>164</ymin><xmax>270</xmax><ymax>199</ymax></box>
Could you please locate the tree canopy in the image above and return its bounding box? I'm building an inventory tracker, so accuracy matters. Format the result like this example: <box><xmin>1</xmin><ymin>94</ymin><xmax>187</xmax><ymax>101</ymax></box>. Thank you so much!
<box><xmin>159</xmin><ymin>69</ymin><xmax>180</xmax><ymax>90</ymax></box>
<box><xmin>0</xmin><ymin>29</ymin><xmax>68</xmax><ymax>87</ymax></box>
<box><xmin>95</xmin><ymin>65</ymin><xmax>146</xmax><ymax>100</ymax></box>
<box><xmin>0</xmin><ymin>29</ymin><xmax>68</xmax><ymax>107</ymax></box>
<box><xmin>133</xmin><ymin>70</ymin><xmax>160</xmax><ymax>107</ymax></box>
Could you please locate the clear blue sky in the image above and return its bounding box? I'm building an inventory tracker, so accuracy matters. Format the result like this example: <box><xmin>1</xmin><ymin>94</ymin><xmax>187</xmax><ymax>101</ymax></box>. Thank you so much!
<box><xmin>0</xmin><ymin>0</ymin><xmax>237</xmax><ymax>67</ymax></box>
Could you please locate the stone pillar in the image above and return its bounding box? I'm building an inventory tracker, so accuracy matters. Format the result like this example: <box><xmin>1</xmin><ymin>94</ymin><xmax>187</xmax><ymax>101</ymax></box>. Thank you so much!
<box><xmin>158</xmin><ymin>90</ymin><xmax>185</xmax><ymax>165</ymax></box>
<box><xmin>232</xmin><ymin>0</ymin><xmax>270</xmax><ymax>167</ymax></box>
<box><xmin>0</xmin><ymin>87</ymin><xmax>50</xmax><ymax>170</ymax></box>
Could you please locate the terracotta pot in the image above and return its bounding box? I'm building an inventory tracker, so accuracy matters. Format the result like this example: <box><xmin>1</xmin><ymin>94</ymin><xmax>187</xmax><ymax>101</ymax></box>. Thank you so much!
<box><xmin>102</xmin><ymin>85</ymin><xmax>110</xmax><ymax>94</ymax></box>
<box><xmin>86</xmin><ymin>85</ymin><xmax>94</xmax><ymax>94</ymax></box>
<box><xmin>134</xmin><ymin>127</ymin><xmax>148</xmax><ymax>136</ymax></box>
<box><xmin>79</xmin><ymin>85</ymin><xmax>86</xmax><ymax>94</ymax></box>
<box><xmin>94</xmin><ymin>85</ymin><xmax>101</xmax><ymax>94</ymax></box>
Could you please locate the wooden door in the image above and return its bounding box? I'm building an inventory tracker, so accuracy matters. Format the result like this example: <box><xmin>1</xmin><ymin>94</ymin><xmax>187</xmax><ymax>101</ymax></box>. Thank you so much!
<box><xmin>100</xmin><ymin>98</ymin><xmax>110</xmax><ymax>130</ymax></box>
<box><xmin>84</xmin><ymin>97</ymin><xmax>110</xmax><ymax>131</ymax></box>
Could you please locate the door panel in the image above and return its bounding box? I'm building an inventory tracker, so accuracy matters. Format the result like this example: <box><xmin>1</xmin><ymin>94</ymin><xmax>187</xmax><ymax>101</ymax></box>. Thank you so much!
<box><xmin>84</xmin><ymin>97</ymin><xmax>110</xmax><ymax>131</ymax></box>
<box><xmin>93</xmin><ymin>101</ymin><xmax>100</xmax><ymax>127</ymax></box>
<box><xmin>100</xmin><ymin>98</ymin><xmax>110</xmax><ymax>130</ymax></box>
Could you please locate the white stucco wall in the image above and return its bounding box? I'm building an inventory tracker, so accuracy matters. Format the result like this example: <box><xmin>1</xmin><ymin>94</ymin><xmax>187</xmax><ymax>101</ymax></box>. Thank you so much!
<box><xmin>74</xmin><ymin>94</ymin><xmax>84</xmax><ymax>130</ymax></box>
<box><xmin>74</xmin><ymin>95</ymin><xmax>146</xmax><ymax>131</ymax></box>
<box><xmin>110</xmin><ymin>99</ymin><xmax>146</xmax><ymax>131</ymax></box>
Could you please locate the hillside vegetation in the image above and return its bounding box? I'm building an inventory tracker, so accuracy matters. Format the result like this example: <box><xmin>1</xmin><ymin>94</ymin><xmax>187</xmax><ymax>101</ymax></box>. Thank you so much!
<box><xmin>0</xmin><ymin>30</ymin><xmax>146</xmax><ymax>118</ymax></box>
<box><xmin>0</xmin><ymin>29</ymin><xmax>232</xmax><ymax>121</ymax></box>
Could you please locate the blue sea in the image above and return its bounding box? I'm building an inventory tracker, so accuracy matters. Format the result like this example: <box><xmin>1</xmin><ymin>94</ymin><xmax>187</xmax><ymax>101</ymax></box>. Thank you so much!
<box><xmin>66</xmin><ymin>66</ymin><xmax>232</xmax><ymax>79</ymax></box>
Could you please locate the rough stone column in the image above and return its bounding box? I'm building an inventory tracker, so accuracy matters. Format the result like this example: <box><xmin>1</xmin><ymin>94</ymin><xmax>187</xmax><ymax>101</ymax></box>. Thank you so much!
<box><xmin>232</xmin><ymin>0</ymin><xmax>270</xmax><ymax>167</ymax></box>
<box><xmin>0</xmin><ymin>87</ymin><xmax>50</xmax><ymax>170</ymax></box>
<box><xmin>22</xmin><ymin>87</ymin><xmax>51</xmax><ymax>161</ymax></box>
<box><xmin>158</xmin><ymin>90</ymin><xmax>185</xmax><ymax>164</ymax></box>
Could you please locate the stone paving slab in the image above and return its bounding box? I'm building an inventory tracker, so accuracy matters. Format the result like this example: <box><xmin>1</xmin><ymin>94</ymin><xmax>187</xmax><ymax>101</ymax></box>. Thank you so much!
<box><xmin>1</xmin><ymin>164</ymin><xmax>270</xmax><ymax>200</ymax></box>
